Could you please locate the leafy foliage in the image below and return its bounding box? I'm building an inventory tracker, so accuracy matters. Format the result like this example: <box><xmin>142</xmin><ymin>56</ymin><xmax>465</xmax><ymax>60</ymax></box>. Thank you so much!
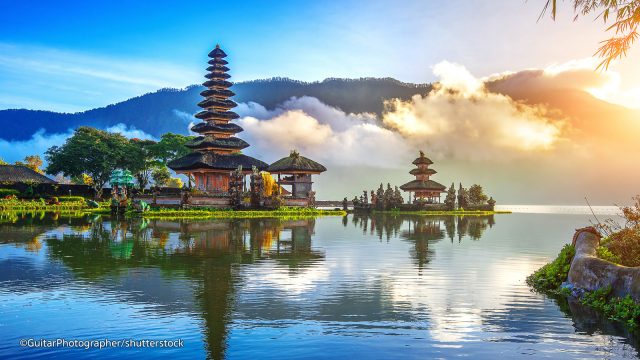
<box><xmin>151</xmin><ymin>166</ymin><xmax>171</xmax><ymax>187</ymax></box>
<box><xmin>468</xmin><ymin>184</ymin><xmax>488</xmax><ymax>206</ymax></box>
<box><xmin>580</xmin><ymin>286</ymin><xmax>640</xmax><ymax>328</ymax></box>
<box><xmin>45</xmin><ymin>127</ymin><xmax>131</xmax><ymax>198</ymax></box>
<box><xmin>542</xmin><ymin>0</ymin><xmax>640</xmax><ymax>69</ymax></box>
<box><xmin>126</xmin><ymin>139</ymin><xmax>158</xmax><ymax>190</ymax></box>
<box><xmin>0</xmin><ymin>188</ymin><xmax>20</xmax><ymax>198</ymax></box>
<box><xmin>444</xmin><ymin>183</ymin><xmax>456</xmax><ymax>208</ymax></box>
<box><xmin>58</xmin><ymin>196</ymin><xmax>86</xmax><ymax>202</ymax></box>
<box><xmin>166</xmin><ymin>177</ymin><xmax>183</xmax><ymax>189</ymax></box>
<box><xmin>597</xmin><ymin>243</ymin><xmax>622</xmax><ymax>263</ymax></box>
<box><xmin>14</xmin><ymin>155</ymin><xmax>44</xmax><ymax>174</ymax></box>
<box><xmin>595</xmin><ymin>195</ymin><xmax>640</xmax><ymax>266</ymax></box>
<box><xmin>150</xmin><ymin>133</ymin><xmax>194</xmax><ymax>165</ymax></box>
<box><xmin>526</xmin><ymin>244</ymin><xmax>576</xmax><ymax>292</ymax></box>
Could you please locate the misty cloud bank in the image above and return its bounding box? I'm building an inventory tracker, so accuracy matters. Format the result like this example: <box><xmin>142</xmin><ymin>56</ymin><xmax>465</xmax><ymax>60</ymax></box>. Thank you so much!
<box><xmin>236</xmin><ymin>61</ymin><xmax>568</xmax><ymax>166</ymax></box>
<box><xmin>0</xmin><ymin>124</ymin><xmax>155</xmax><ymax>164</ymax></box>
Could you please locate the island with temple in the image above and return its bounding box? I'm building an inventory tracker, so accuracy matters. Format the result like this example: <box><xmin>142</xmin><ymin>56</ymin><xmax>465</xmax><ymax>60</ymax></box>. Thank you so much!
<box><xmin>348</xmin><ymin>150</ymin><xmax>499</xmax><ymax>214</ymax></box>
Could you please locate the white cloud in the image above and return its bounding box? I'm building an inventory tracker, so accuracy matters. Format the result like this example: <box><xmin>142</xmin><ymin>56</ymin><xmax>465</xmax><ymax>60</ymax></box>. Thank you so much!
<box><xmin>382</xmin><ymin>61</ymin><xmax>565</xmax><ymax>160</ymax></box>
<box><xmin>104</xmin><ymin>124</ymin><xmax>156</xmax><ymax>141</ymax></box>
<box><xmin>237</xmin><ymin>97</ymin><xmax>412</xmax><ymax>168</ymax></box>
<box><xmin>0</xmin><ymin>124</ymin><xmax>155</xmax><ymax>164</ymax></box>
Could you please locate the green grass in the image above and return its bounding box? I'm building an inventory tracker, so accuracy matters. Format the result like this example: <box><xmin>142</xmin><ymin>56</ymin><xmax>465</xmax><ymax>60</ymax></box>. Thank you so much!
<box><xmin>0</xmin><ymin>199</ymin><xmax>87</xmax><ymax>211</ymax></box>
<box><xmin>140</xmin><ymin>207</ymin><xmax>346</xmax><ymax>219</ymax></box>
<box><xmin>0</xmin><ymin>198</ymin><xmax>111</xmax><ymax>214</ymax></box>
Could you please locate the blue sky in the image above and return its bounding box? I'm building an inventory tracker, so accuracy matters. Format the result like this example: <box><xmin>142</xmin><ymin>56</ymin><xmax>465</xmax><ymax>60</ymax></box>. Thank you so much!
<box><xmin>1</xmin><ymin>0</ymin><xmax>638</xmax><ymax>112</ymax></box>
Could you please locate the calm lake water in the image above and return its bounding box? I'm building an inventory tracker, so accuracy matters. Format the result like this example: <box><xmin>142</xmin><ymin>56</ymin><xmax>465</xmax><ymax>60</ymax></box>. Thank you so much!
<box><xmin>1</xmin><ymin>209</ymin><xmax>638</xmax><ymax>359</ymax></box>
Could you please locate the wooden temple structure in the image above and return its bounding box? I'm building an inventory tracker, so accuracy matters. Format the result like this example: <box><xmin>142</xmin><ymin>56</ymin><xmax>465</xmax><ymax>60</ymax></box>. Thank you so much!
<box><xmin>164</xmin><ymin>44</ymin><xmax>326</xmax><ymax>207</ymax></box>
<box><xmin>267</xmin><ymin>150</ymin><xmax>326</xmax><ymax>206</ymax></box>
<box><xmin>168</xmin><ymin>45</ymin><xmax>267</xmax><ymax>193</ymax></box>
<box><xmin>400</xmin><ymin>151</ymin><xmax>446</xmax><ymax>204</ymax></box>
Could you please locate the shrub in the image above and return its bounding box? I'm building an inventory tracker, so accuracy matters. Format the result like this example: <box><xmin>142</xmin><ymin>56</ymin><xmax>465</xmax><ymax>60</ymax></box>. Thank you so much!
<box><xmin>595</xmin><ymin>195</ymin><xmax>640</xmax><ymax>266</ymax></box>
<box><xmin>604</xmin><ymin>228</ymin><xmax>640</xmax><ymax>267</ymax></box>
<box><xmin>0</xmin><ymin>188</ymin><xmax>19</xmax><ymax>198</ymax></box>
<box><xmin>526</xmin><ymin>244</ymin><xmax>575</xmax><ymax>292</ymax></box>
<box><xmin>580</xmin><ymin>286</ymin><xmax>640</xmax><ymax>328</ymax></box>
<box><xmin>57</xmin><ymin>196</ymin><xmax>85</xmax><ymax>203</ymax></box>
<box><xmin>596</xmin><ymin>244</ymin><xmax>621</xmax><ymax>264</ymax></box>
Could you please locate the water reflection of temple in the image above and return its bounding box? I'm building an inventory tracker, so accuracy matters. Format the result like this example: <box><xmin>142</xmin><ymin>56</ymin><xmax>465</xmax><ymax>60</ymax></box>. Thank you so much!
<box><xmin>349</xmin><ymin>214</ymin><xmax>496</xmax><ymax>268</ymax></box>
<box><xmin>9</xmin><ymin>216</ymin><xmax>320</xmax><ymax>360</ymax></box>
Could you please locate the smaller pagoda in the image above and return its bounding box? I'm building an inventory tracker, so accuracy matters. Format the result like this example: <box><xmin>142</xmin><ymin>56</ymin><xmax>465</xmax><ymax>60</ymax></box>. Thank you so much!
<box><xmin>400</xmin><ymin>151</ymin><xmax>446</xmax><ymax>203</ymax></box>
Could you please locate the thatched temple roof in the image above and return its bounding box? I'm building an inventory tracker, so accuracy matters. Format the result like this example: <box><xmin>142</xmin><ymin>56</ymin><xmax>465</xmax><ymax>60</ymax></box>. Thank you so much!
<box><xmin>190</xmin><ymin>122</ymin><xmax>243</xmax><ymax>134</ymax></box>
<box><xmin>400</xmin><ymin>179</ymin><xmax>446</xmax><ymax>192</ymax></box>
<box><xmin>204</xmin><ymin>72</ymin><xmax>232</xmax><ymax>80</ymax></box>
<box><xmin>412</xmin><ymin>150</ymin><xmax>434</xmax><ymax>165</ymax></box>
<box><xmin>185</xmin><ymin>136</ymin><xmax>249</xmax><ymax>150</ymax></box>
<box><xmin>208</xmin><ymin>45</ymin><xmax>228</xmax><ymax>58</ymax></box>
<box><xmin>0</xmin><ymin>165</ymin><xmax>56</xmax><ymax>184</ymax></box>
<box><xmin>197</xmin><ymin>98</ymin><xmax>237</xmax><ymax>109</ymax></box>
<box><xmin>409</xmin><ymin>168</ymin><xmax>437</xmax><ymax>176</ymax></box>
<box><xmin>168</xmin><ymin>152</ymin><xmax>267</xmax><ymax>171</ymax></box>
<box><xmin>203</xmin><ymin>79</ymin><xmax>233</xmax><ymax>88</ymax></box>
<box><xmin>194</xmin><ymin>110</ymin><xmax>240</xmax><ymax>121</ymax></box>
<box><xmin>200</xmin><ymin>89</ymin><xmax>235</xmax><ymax>98</ymax></box>
<box><xmin>206</xmin><ymin>65</ymin><xmax>230</xmax><ymax>72</ymax></box>
<box><xmin>267</xmin><ymin>150</ymin><xmax>327</xmax><ymax>174</ymax></box>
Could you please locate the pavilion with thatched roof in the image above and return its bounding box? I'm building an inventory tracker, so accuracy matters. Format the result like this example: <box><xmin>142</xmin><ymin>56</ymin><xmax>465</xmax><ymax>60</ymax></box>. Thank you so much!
<box><xmin>0</xmin><ymin>165</ymin><xmax>56</xmax><ymax>184</ymax></box>
<box><xmin>267</xmin><ymin>150</ymin><xmax>326</xmax><ymax>199</ymax></box>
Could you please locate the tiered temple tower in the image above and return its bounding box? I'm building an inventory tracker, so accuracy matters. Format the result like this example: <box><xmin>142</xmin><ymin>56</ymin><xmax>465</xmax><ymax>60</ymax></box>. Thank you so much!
<box><xmin>400</xmin><ymin>151</ymin><xmax>446</xmax><ymax>203</ymax></box>
<box><xmin>169</xmin><ymin>45</ymin><xmax>267</xmax><ymax>192</ymax></box>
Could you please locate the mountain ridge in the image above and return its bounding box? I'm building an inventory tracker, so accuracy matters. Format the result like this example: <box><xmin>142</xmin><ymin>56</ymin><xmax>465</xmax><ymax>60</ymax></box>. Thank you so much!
<box><xmin>0</xmin><ymin>77</ymin><xmax>433</xmax><ymax>141</ymax></box>
<box><xmin>1</xmin><ymin>76</ymin><xmax>637</xmax><ymax>144</ymax></box>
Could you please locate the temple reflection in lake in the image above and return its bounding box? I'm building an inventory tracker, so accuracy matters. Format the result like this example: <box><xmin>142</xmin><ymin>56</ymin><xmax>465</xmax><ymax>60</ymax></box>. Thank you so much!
<box><xmin>3</xmin><ymin>212</ymin><xmax>638</xmax><ymax>359</ymax></box>
<box><xmin>349</xmin><ymin>214</ymin><xmax>495</xmax><ymax>268</ymax></box>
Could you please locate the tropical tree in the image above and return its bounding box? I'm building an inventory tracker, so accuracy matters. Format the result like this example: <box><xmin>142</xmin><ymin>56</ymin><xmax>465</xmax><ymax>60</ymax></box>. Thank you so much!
<box><xmin>468</xmin><ymin>184</ymin><xmax>489</xmax><ymax>206</ymax></box>
<box><xmin>393</xmin><ymin>186</ymin><xmax>404</xmax><ymax>207</ymax></box>
<box><xmin>71</xmin><ymin>173</ymin><xmax>94</xmax><ymax>186</ymax></box>
<box><xmin>126</xmin><ymin>139</ymin><xmax>159</xmax><ymax>191</ymax></box>
<box><xmin>457</xmin><ymin>183</ymin><xmax>470</xmax><ymax>209</ymax></box>
<box><xmin>151</xmin><ymin>166</ymin><xmax>171</xmax><ymax>187</ymax></box>
<box><xmin>150</xmin><ymin>133</ymin><xmax>194</xmax><ymax>165</ymax></box>
<box><xmin>376</xmin><ymin>183</ymin><xmax>385</xmax><ymax>210</ymax></box>
<box><xmin>541</xmin><ymin>0</ymin><xmax>640</xmax><ymax>68</ymax></box>
<box><xmin>45</xmin><ymin>127</ymin><xmax>131</xmax><ymax>198</ymax></box>
<box><xmin>444</xmin><ymin>183</ymin><xmax>457</xmax><ymax>209</ymax></box>
<box><xmin>0</xmin><ymin>158</ymin><xmax>7</xmax><ymax>165</ymax></box>
<box><xmin>166</xmin><ymin>177</ymin><xmax>184</xmax><ymax>189</ymax></box>
<box><xmin>15</xmin><ymin>155</ymin><xmax>44</xmax><ymax>174</ymax></box>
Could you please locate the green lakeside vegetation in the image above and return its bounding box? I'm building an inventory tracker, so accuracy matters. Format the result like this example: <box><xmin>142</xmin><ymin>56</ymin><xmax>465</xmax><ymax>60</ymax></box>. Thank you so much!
<box><xmin>527</xmin><ymin>196</ymin><xmax>640</xmax><ymax>329</ymax></box>
<box><xmin>0</xmin><ymin>196</ymin><xmax>94</xmax><ymax>211</ymax></box>
<box><xmin>0</xmin><ymin>201</ymin><xmax>345</xmax><ymax>220</ymax></box>
<box><xmin>141</xmin><ymin>207</ymin><xmax>346</xmax><ymax>220</ymax></box>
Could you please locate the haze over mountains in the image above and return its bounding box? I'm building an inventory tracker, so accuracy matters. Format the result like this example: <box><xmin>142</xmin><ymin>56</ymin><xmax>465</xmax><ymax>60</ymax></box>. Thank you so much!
<box><xmin>0</xmin><ymin>78</ymin><xmax>432</xmax><ymax>141</ymax></box>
